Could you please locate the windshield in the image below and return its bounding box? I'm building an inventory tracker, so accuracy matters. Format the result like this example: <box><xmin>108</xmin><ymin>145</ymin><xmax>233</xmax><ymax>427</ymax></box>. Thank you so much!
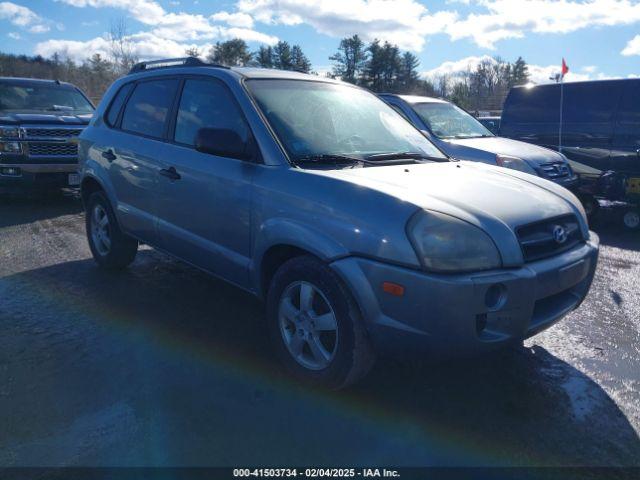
<box><xmin>246</xmin><ymin>79</ymin><xmax>447</xmax><ymax>164</ymax></box>
<box><xmin>413</xmin><ymin>102</ymin><xmax>493</xmax><ymax>139</ymax></box>
<box><xmin>0</xmin><ymin>83</ymin><xmax>94</xmax><ymax>114</ymax></box>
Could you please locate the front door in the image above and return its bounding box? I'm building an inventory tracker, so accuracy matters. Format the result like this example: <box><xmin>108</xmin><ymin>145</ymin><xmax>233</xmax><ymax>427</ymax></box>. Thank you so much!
<box><xmin>155</xmin><ymin>77</ymin><xmax>255</xmax><ymax>289</ymax></box>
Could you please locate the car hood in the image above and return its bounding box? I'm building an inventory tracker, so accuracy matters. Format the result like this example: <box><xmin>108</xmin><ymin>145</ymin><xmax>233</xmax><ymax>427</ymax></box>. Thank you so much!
<box><xmin>0</xmin><ymin>112</ymin><xmax>92</xmax><ymax>125</ymax></box>
<box><xmin>313</xmin><ymin>161</ymin><xmax>587</xmax><ymax>264</ymax></box>
<box><xmin>446</xmin><ymin>136</ymin><xmax>564</xmax><ymax>165</ymax></box>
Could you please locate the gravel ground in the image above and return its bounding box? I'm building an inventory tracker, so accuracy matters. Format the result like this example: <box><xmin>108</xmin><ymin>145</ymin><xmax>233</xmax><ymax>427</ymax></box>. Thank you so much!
<box><xmin>0</xmin><ymin>194</ymin><xmax>639</xmax><ymax>467</ymax></box>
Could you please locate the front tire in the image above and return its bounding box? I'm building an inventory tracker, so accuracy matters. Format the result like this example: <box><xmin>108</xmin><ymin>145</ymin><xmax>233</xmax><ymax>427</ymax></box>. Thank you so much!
<box><xmin>86</xmin><ymin>191</ymin><xmax>138</xmax><ymax>270</ymax></box>
<box><xmin>266</xmin><ymin>255</ymin><xmax>374</xmax><ymax>389</ymax></box>
<box><xmin>622</xmin><ymin>209</ymin><xmax>640</xmax><ymax>231</ymax></box>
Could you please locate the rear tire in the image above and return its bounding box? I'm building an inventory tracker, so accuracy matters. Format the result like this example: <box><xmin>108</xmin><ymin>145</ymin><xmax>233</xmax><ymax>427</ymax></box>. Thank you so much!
<box><xmin>86</xmin><ymin>191</ymin><xmax>138</xmax><ymax>270</ymax></box>
<box><xmin>266</xmin><ymin>255</ymin><xmax>375</xmax><ymax>389</ymax></box>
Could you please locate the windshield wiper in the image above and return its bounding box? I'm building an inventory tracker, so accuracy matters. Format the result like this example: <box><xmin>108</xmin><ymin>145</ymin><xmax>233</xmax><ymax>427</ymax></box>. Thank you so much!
<box><xmin>365</xmin><ymin>151</ymin><xmax>448</xmax><ymax>162</ymax></box>
<box><xmin>292</xmin><ymin>154</ymin><xmax>369</xmax><ymax>167</ymax></box>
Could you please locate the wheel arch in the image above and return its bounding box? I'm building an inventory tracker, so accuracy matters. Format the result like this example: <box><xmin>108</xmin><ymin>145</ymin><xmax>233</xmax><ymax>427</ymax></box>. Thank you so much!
<box><xmin>252</xmin><ymin>219</ymin><xmax>351</xmax><ymax>299</ymax></box>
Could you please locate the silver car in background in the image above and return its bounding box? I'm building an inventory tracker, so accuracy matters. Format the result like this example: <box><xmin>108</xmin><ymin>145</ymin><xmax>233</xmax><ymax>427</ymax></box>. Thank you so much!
<box><xmin>79</xmin><ymin>60</ymin><xmax>599</xmax><ymax>389</ymax></box>
<box><xmin>379</xmin><ymin>94</ymin><xmax>579</xmax><ymax>189</ymax></box>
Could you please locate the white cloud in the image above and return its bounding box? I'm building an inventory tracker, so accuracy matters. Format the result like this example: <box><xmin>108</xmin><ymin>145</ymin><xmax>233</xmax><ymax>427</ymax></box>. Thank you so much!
<box><xmin>228</xmin><ymin>0</ymin><xmax>640</xmax><ymax>51</ymax></box>
<box><xmin>422</xmin><ymin>54</ymin><xmax>497</xmax><ymax>78</ymax></box>
<box><xmin>422</xmin><ymin>55</ymin><xmax>623</xmax><ymax>85</ymax></box>
<box><xmin>0</xmin><ymin>1</ymin><xmax>50</xmax><ymax>32</ymax></box>
<box><xmin>54</xmin><ymin>0</ymin><xmax>277</xmax><ymax>51</ymax></box>
<box><xmin>237</xmin><ymin>0</ymin><xmax>456</xmax><ymax>51</ymax></box>
<box><xmin>211</xmin><ymin>11</ymin><xmax>254</xmax><ymax>28</ymax></box>
<box><xmin>622</xmin><ymin>34</ymin><xmax>640</xmax><ymax>55</ymax></box>
<box><xmin>526</xmin><ymin>63</ymin><xmax>592</xmax><ymax>83</ymax></box>
<box><xmin>446</xmin><ymin>0</ymin><xmax>640</xmax><ymax>49</ymax></box>
<box><xmin>7</xmin><ymin>31</ymin><xmax>20</xmax><ymax>39</ymax></box>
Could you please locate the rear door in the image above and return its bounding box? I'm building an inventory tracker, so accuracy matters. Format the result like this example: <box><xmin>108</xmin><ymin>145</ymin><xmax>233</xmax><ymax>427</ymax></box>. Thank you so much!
<box><xmin>155</xmin><ymin>77</ymin><xmax>255</xmax><ymax>288</ymax></box>
<box><xmin>611</xmin><ymin>81</ymin><xmax>640</xmax><ymax>176</ymax></box>
<box><xmin>105</xmin><ymin>78</ymin><xmax>179</xmax><ymax>239</ymax></box>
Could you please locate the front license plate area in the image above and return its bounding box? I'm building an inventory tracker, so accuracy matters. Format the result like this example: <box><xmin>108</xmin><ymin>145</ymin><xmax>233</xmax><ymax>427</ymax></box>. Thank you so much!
<box><xmin>68</xmin><ymin>173</ymin><xmax>80</xmax><ymax>186</ymax></box>
<box><xmin>558</xmin><ymin>259</ymin><xmax>588</xmax><ymax>290</ymax></box>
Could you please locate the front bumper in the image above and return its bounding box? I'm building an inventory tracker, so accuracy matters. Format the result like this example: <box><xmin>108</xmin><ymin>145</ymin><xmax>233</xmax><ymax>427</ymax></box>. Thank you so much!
<box><xmin>330</xmin><ymin>232</ymin><xmax>599</xmax><ymax>357</ymax></box>
<box><xmin>0</xmin><ymin>163</ymin><xmax>79</xmax><ymax>192</ymax></box>
<box><xmin>552</xmin><ymin>174</ymin><xmax>580</xmax><ymax>189</ymax></box>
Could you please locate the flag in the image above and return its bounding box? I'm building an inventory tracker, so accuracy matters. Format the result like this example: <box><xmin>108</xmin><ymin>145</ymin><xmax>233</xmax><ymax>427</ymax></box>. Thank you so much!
<box><xmin>561</xmin><ymin>58</ymin><xmax>569</xmax><ymax>78</ymax></box>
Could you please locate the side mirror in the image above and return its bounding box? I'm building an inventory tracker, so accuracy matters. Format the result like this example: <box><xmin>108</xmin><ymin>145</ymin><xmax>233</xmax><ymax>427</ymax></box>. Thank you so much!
<box><xmin>194</xmin><ymin>128</ymin><xmax>252</xmax><ymax>161</ymax></box>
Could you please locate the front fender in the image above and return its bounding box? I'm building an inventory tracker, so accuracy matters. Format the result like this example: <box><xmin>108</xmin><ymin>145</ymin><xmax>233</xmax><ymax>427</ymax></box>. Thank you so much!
<box><xmin>250</xmin><ymin>217</ymin><xmax>351</xmax><ymax>294</ymax></box>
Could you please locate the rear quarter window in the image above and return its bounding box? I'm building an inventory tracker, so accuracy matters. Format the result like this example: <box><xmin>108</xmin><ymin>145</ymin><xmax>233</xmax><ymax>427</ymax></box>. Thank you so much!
<box><xmin>105</xmin><ymin>83</ymin><xmax>134</xmax><ymax>127</ymax></box>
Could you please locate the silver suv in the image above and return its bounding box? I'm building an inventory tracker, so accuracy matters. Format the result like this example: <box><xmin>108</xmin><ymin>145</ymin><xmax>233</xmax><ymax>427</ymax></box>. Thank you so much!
<box><xmin>79</xmin><ymin>58</ymin><xmax>599</xmax><ymax>388</ymax></box>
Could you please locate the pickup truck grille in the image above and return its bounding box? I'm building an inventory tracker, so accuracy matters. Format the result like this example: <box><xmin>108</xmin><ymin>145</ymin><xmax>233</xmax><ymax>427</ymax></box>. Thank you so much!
<box><xmin>24</xmin><ymin>128</ymin><xmax>83</xmax><ymax>138</ymax></box>
<box><xmin>516</xmin><ymin>214</ymin><xmax>583</xmax><ymax>262</ymax></box>
<box><xmin>538</xmin><ymin>162</ymin><xmax>572</xmax><ymax>180</ymax></box>
<box><xmin>28</xmin><ymin>143</ymin><xmax>78</xmax><ymax>156</ymax></box>
<box><xmin>22</xmin><ymin>127</ymin><xmax>83</xmax><ymax>159</ymax></box>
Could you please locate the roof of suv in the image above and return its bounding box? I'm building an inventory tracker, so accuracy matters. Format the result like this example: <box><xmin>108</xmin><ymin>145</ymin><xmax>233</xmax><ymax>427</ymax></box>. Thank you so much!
<box><xmin>125</xmin><ymin>58</ymin><xmax>342</xmax><ymax>84</ymax></box>
<box><xmin>380</xmin><ymin>93</ymin><xmax>448</xmax><ymax>104</ymax></box>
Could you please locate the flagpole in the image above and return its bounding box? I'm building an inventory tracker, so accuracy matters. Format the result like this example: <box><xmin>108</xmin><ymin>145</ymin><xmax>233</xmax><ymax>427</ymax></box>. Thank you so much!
<box><xmin>559</xmin><ymin>73</ymin><xmax>564</xmax><ymax>154</ymax></box>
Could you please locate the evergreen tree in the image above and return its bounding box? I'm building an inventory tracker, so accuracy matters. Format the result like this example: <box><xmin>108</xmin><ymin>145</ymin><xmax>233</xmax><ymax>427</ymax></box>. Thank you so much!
<box><xmin>291</xmin><ymin>45</ymin><xmax>312</xmax><ymax>73</ymax></box>
<box><xmin>397</xmin><ymin>51</ymin><xmax>420</xmax><ymax>92</ymax></box>
<box><xmin>272</xmin><ymin>41</ymin><xmax>293</xmax><ymax>70</ymax></box>
<box><xmin>254</xmin><ymin>46</ymin><xmax>274</xmax><ymax>68</ymax></box>
<box><xmin>510</xmin><ymin>56</ymin><xmax>530</xmax><ymax>86</ymax></box>
<box><xmin>329</xmin><ymin>34</ymin><xmax>367</xmax><ymax>84</ymax></box>
<box><xmin>208</xmin><ymin>39</ymin><xmax>252</xmax><ymax>66</ymax></box>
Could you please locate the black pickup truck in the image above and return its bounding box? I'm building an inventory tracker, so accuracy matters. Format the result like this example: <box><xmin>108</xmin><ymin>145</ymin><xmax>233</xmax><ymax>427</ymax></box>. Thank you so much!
<box><xmin>0</xmin><ymin>77</ymin><xmax>94</xmax><ymax>193</ymax></box>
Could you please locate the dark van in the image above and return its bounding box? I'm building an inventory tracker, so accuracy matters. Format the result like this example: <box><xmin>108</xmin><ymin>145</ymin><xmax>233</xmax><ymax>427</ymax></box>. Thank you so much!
<box><xmin>500</xmin><ymin>79</ymin><xmax>640</xmax><ymax>179</ymax></box>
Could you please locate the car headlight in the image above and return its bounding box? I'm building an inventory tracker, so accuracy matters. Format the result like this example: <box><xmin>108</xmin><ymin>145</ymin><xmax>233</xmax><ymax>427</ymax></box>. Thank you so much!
<box><xmin>0</xmin><ymin>141</ymin><xmax>22</xmax><ymax>154</ymax></box>
<box><xmin>496</xmin><ymin>154</ymin><xmax>537</xmax><ymax>175</ymax></box>
<box><xmin>0</xmin><ymin>126</ymin><xmax>20</xmax><ymax>138</ymax></box>
<box><xmin>407</xmin><ymin>210</ymin><xmax>502</xmax><ymax>272</ymax></box>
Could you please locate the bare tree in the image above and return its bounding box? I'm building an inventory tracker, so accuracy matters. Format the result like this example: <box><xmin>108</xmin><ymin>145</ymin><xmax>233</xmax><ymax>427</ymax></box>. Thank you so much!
<box><xmin>185</xmin><ymin>47</ymin><xmax>202</xmax><ymax>58</ymax></box>
<box><xmin>108</xmin><ymin>17</ymin><xmax>138</xmax><ymax>74</ymax></box>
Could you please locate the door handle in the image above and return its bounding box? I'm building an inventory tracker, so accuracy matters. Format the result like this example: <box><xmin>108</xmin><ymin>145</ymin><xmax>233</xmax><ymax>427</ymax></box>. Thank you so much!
<box><xmin>102</xmin><ymin>149</ymin><xmax>117</xmax><ymax>162</ymax></box>
<box><xmin>159</xmin><ymin>166</ymin><xmax>181</xmax><ymax>181</ymax></box>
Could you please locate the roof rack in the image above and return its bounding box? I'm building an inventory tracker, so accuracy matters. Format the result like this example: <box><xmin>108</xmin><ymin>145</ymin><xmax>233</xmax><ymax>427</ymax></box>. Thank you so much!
<box><xmin>128</xmin><ymin>57</ymin><xmax>228</xmax><ymax>74</ymax></box>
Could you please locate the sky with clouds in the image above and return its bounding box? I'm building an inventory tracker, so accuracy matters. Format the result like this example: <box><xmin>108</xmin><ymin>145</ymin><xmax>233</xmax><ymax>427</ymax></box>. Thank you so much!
<box><xmin>1</xmin><ymin>0</ymin><xmax>639</xmax><ymax>84</ymax></box>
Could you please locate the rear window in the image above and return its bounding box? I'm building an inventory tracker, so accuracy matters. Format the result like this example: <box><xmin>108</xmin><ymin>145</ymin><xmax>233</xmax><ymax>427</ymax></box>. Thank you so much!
<box><xmin>121</xmin><ymin>79</ymin><xmax>179</xmax><ymax>139</ymax></box>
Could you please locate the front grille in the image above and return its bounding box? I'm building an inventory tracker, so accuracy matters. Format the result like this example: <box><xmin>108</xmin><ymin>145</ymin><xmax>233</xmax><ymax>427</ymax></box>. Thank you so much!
<box><xmin>516</xmin><ymin>214</ymin><xmax>583</xmax><ymax>262</ymax></box>
<box><xmin>538</xmin><ymin>162</ymin><xmax>572</xmax><ymax>180</ymax></box>
<box><xmin>27</xmin><ymin>143</ymin><xmax>77</xmax><ymax>156</ymax></box>
<box><xmin>24</xmin><ymin>128</ymin><xmax>83</xmax><ymax>138</ymax></box>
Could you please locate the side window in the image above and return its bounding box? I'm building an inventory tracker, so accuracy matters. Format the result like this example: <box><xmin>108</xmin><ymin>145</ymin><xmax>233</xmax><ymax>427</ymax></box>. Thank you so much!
<box><xmin>564</xmin><ymin>83</ymin><xmax>617</xmax><ymax>123</ymax></box>
<box><xmin>505</xmin><ymin>86</ymin><xmax>560</xmax><ymax>124</ymax></box>
<box><xmin>105</xmin><ymin>83</ymin><xmax>134</xmax><ymax>127</ymax></box>
<box><xmin>174</xmin><ymin>79</ymin><xmax>249</xmax><ymax>147</ymax></box>
<box><xmin>617</xmin><ymin>84</ymin><xmax>640</xmax><ymax>124</ymax></box>
<box><xmin>121</xmin><ymin>79</ymin><xmax>179</xmax><ymax>139</ymax></box>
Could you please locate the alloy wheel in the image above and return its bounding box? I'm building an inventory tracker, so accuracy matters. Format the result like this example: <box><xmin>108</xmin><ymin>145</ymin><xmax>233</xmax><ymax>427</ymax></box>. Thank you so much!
<box><xmin>278</xmin><ymin>281</ymin><xmax>339</xmax><ymax>370</ymax></box>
